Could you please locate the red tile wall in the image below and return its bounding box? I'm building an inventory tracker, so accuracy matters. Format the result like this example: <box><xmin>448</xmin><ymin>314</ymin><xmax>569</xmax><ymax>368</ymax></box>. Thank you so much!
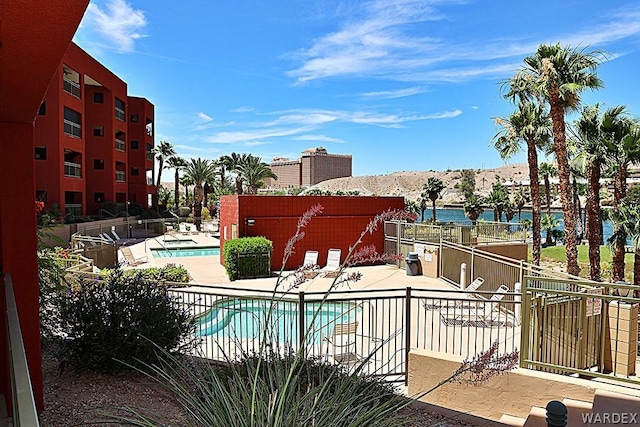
<box><xmin>219</xmin><ymin>195</ymin><xmax>405</xmax><ymax>270</ymax></box>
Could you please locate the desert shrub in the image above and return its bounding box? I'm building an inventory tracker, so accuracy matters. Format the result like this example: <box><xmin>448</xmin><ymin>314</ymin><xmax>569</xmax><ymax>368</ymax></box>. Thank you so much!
<box><xmin>52</xmin><ymin>270</ymin><xmax>197</xmax><ymax>373</ymax></box>
<box><xmin>201</xmin><ymin>206</ymin><xmax>211</xmax><ymax>221</ymax></box>
<box><xmin>178</xmin><ymin>207</ymin><xmax>191</xmax><ymax>217</ymax></box>
<box><xmin>223</xmin><ymin>237</ymin><xmax>272</xmax><ymax>281</ymax></box>
<box><xmin>128</xmin><ymin>202</ymin><xmax>145</xmax><ymax>216</ymax></box>
<box><xmin>101</xmin><ymin>264</ymin><xmax>191</xmax><ymax>283</ymax></box>
<box><xmin>101</xmin><ymin>201</ymin><xmax>118</xmax><ymax>216</ymax></box>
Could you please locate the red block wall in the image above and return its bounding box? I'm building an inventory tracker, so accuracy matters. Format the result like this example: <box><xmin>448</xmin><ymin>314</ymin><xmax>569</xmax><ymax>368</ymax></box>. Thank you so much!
<box><xmin>219</xmin><ymin>195</ymin><xmax>405</xmax><ymax>270</ymax></box>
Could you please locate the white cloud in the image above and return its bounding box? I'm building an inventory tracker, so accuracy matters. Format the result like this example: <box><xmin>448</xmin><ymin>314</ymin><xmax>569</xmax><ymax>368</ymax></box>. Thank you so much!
<box><xmin>81</xmin><ymin>0</ymin><xmax>147</xmax><ymax>53</ymax></box>
<box><xmin>286</xmin><ymin>2</ymin><xmax>640</xmax><ymax>84</ymax></box>
<box><xmin>362</xmin><ymin>86</ymin><xmax>427</xmax><ymax>99</ymax></box>
<box><xmin>197</xmin><ymin>112</ymin><xmax>213</xmax><ymax>122</ymax></box>
<box><xmin>230</xmin><ymin>106</ymin><xmax>256</xmax><ymax>113</ymax></box>
<box><xmin>293</xmin><ymin>134</ymin><xmax>346</xmax><ymax>143</ymax></box>
<box><xmin>205</xmin><ymin>126</ymin><xmax>313</xmax><ymax>144</ymax></box>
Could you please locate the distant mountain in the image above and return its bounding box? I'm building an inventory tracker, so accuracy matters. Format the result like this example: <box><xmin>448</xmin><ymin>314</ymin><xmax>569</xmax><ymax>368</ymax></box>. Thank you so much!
<box><xmin>304</xmin><ymin>163</ymin><xmax>530</xmax><ymax>204</ymax></box>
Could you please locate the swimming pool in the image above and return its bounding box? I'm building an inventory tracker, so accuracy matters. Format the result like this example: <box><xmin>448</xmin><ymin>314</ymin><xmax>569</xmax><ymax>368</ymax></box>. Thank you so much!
<box><xmin>196</xmin><ymin>298</ymin><xmax>361</xmax><ymax>343</ymax></box>
<box><xmin>151</xmin><ymin>246</ymin><xmax>220</xmax><ymax>258</ymax></box>
<box><xmin>162</xmin><ymin>239</ymin><xmax>197</xmax><ymax>246</ymax></box>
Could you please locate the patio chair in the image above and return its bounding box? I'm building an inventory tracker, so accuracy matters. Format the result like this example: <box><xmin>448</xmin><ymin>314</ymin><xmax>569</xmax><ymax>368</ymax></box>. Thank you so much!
<box><xmin>120</xmin><ymin>247</ymin><xmax>148</xmax><ymax>267</ymax></box>
<box><xmin>112</xmin><ymin>230</ymin><xmax>123</xmax><ymax>241</ymax></box>
<box><xmin>100</xmin><ymin>233</ymin><xmax>115</xmax><ymax>243</ymax></box>
<box><xmin>323</xmin><ymin>321</ymin><xmax>360</xmax><ymax>364</ymax></box>
<box><xmin>439</xmin><ymin>284</ymin><xmax>510</xmax><ymax>327</ymax></box>
<box><xmin>302</xmin><ymin>250</ymin><xmax>320</xmax><ymax>278</ymax></box>
<box><xmin>179</xmin><ymin>223</ymin><xmax>189</xmax><ymax>235</ymax></box>
<box><xmin>319</xmin><ymin>248</ymin><xmax>342</xmax><ymax>278</ymax></box>
<box><xmin>423</xmin><ymin>277</ymin><xmax>485</xmax><ymax>310</ymax></box>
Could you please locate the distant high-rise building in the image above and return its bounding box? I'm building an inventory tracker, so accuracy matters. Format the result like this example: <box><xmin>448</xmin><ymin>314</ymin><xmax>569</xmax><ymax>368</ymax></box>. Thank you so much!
<box><xmin>34</xmin><ymin>42</ymin><xmax>156</xmax><ymax>216</ymax></box>
<box><xmin>265</xmin><ymin>147</ymin><xmax>352</xmax><ymax>189</ymax></box>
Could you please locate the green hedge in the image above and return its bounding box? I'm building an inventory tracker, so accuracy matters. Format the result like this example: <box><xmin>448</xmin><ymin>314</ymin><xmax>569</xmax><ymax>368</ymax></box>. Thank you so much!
<box><xmin>223</xmin><ymin>237</ymin><xmax>272</xmax><ymax>281</ymax></box>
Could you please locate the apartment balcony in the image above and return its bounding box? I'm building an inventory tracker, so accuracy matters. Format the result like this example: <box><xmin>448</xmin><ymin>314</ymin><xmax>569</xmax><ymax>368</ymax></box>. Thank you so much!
<box><xmin>115</xmin><ymin>171</ymin><xmax>126</xmax><ymax>183</ymax></box>
<box><xmin>115</xmin><ymin>107</ymin><xmax>126</xmax><ymax>122</ymax></box>
<box><xmin>146</xmin><ymin>176</ymin><xmax>154</xmax><ymax>186</ymax></box>
<box><xmin>65</xmin><ymin>204</ymin><xmax>82</xmax><ymax>217</ymax></box>
<box><xmin>146</xmin><ymin>152</ymin><xmax>154</xmax><ymax>161</ymax></box>
<box><xmin>64</xmin><ymin>161</ymin><xmax>82</xmax><ymax>178</ymax></box>
<box><xmin>63</xmin><ymin>78</ymin><xmax>81</xmax><ymax>98</ymax></box>
<box><xmin>115</xmin><ymin>138</ymin><xmax>126</xmax><ymax>152</ymax></box>
<box><xmin>63</xmin><ymin>120</ymin><xmax>81</xmax><ymax>139</ymax></box>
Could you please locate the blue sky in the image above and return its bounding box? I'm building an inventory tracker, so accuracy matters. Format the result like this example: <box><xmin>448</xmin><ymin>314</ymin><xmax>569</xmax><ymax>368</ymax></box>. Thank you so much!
<box><xmin>73</xmin><ymin>0</ymin><xmax>640</xmax><ymax>177</ymax></box>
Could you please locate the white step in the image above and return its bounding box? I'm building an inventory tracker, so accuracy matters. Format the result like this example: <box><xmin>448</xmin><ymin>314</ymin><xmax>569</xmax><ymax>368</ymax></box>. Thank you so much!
<box><xmin>498</xmin><ymin>414</ymin><xmax>526</xmax><ymax>426</ymax></box>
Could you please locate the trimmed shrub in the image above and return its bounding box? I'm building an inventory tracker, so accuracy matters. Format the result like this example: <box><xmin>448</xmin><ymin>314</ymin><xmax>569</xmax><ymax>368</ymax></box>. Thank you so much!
<box><xmin>223</xmin><ymin>237</ymin><xmax>272</xmax><ymax>281</ymax></box>
<box><xmin>101</xmin><ymin>264</ymin><xmax>191</xmax><ymax>283</ymax></box>
<box><xmin>52</xmin><ymin>270</ymin><xmax>197</xmax><ymax>373</ymax></box>
<box><xmin>178</xmin><ymin>207</ymin><xmax>191</xmax><ymax>217</ymax></box>
<box><xmin>140</xmin><ymin>208</ymin><xmax>161</xmax><ymax>220</ymax></box>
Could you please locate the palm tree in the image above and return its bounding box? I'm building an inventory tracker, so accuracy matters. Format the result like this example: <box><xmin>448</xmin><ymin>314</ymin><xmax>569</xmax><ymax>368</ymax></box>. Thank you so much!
<box><xmin>183</xmin><ymin>158</ymin><xmax>217</xmax><ymax>230</ymax></box>
<box><xmin>515</xmin><ymin>43</ymin><xmax>605</xmax><ymax>276</ymax></box>
<box><xmin>236</xmin><ymin>155</ymin><xmax>277</xmax><ymax>195</ymax></box>
<box><xmin>569</xmin><ymin>104</ymin><xmax>621</xmax><ymax>281</ymax></box>
<box><xmin>179</xmin><ymin>175</ymin><xmax>194</xmax><ymax>207</ymax></box>
<box><xmin>166</xmin><ymin>155</ymin><xmax>187</xmax><ymax>211</ymax></box>
<box><xmin>541</xmin><ymin>214</ymin><xmax>562</xmax><ymax>246</ymax></box>
<box><xmin>485</xmin><ymin>182</ymin><xmax>509</xmax><ymax>222</ymax></box>
<box><xmin>539</xmin><ymin>162</ymin><xmax>557</xmax><ymax>217</ymax></box>
<box><xmin>463</xmin><ymin>194</ymin><xmax>484</xmax><ymax>225</ymax></box>
<box><xmin>227</xmin><ymin>152</ymin><xmax>250</xmax><ymax>194</ymax></box>
<box><xmin>606</xmin><ymin>118</ymin><xmax>640</xmax><ymax>281</ymax></box>
<box><xmin>419</xmin><ymin>197</ymin><xmax>427</xmax><ymax>222</ymax></box>
<box><xmin>493</xmin><ymin>99</ymin><xmax>551</xmax><ymax>265</ymax></box>
<box><xmin>152</xmin><ymin>140</ymin><xmax>176</xmax><ymax>189</ymax></box>
<box><xmin>512</xmin><ymin>186</ymin><xmax>530</xmax><ymax>222</ymax></box>
<box><xmin>422</xmin><ymin>177</ymin><xmax>445</xmax><ymax>223</ymax></box>
<box><xmin>216</xmin><ymin>154</ymin><xmax>234</xmax><ymax>191</ymax></box>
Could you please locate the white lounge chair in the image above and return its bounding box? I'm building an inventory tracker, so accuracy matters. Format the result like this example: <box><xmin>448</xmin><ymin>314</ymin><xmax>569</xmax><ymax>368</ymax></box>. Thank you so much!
<box><xmin>303</xmin><ymin>250</ymin><xmax>319</xmax><ymax>267</ymax></box>
<box><xmin>179</xmin><ymin>223</ymin><xmax>189</xmax><ymax>235</ymax></box>
<box><xmin>440</xmin><ymin>284</ymin><xmax>510</xmax><ymax>327</ymax></box>
<box><xmin>319</xmin><ymin>249</ymin><xmax>342</xmax><ymax>277</ymax></box>
<box><xmin>100</xmin><ymin>233</ymin><xmax>115</xmax><ymax>243</ymax></box>
<box><xmin>120</xmin><ymin>247</ymin><xmax>148</xmax><ymax>266</ymax></box>
<box><xmin>424</xmin><ymin>277</ymin><xmax>485</xmax><ymax>310</ymax></box>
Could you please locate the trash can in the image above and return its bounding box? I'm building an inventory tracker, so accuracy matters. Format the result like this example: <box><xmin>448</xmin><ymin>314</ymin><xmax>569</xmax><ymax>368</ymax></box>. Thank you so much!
<box><xmin>405</xmin><ymin>252</ymin><xmax>420</xmax><ymax>276</ymax></box>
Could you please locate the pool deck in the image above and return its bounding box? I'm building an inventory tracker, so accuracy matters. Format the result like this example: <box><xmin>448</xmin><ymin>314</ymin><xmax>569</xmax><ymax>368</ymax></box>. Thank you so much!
<box><xmin>125</xmin><ymin>231</ymin><xmax>454</xmax><ymax>294</ymax></box>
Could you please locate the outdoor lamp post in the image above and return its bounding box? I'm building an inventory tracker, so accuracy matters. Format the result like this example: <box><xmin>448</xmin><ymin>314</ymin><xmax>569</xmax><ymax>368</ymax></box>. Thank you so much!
<box><xmin>126</xmin><ymin>201</ymin><xmax>130</xmax><ymax>238</ymax></box>
<box><xmin>615</xmin><ymin>280</ymin><xmax>631</xmax><ymax>299</ymax></box>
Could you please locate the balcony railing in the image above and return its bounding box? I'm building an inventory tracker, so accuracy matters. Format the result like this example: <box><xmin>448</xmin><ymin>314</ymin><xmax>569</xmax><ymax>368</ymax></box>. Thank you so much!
<box><xmin>63</xmin><ymin>78</ymin><xmax>81</xmax><ymax>98</ymax></box>
<box><xmin>115</xmin><ymin>138</ymin><xmax>126</xmax><ymax>152</ymax></box>
<box><xmin>115</xmin><ymin>107</ymin><xmax>125</xmax><ymax>121</ymax></box>
<box><xmin>65</xmin><ymin>204</ymin><xmax>82</xmax><ymax>217</ymax></box>
<box><xmin>146</xmin><ymin>177</ymin><xmax>154</xmax><ymax>186</ymax></box>
<box><xmin>115</xmin><ymin>171</ymin><xmax>126</xmax><ymax>182</ymax></box>
<box><xmin>63</xmin><ymin>161</ymin><xmax>82</xmax><ymax>178</ymax></box>
<box><xmin>63</xmin><ymin>120</ymin><xmax>81</xmax><ymax>138</ymax></box>
<box><xmin>146</xmin><ymin>152</ymin><xmax>154</xmax><ymax>161</ymax></box>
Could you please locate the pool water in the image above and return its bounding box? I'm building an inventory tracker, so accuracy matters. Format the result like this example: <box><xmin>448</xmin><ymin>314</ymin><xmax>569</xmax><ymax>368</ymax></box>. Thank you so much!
<box><xmin>196</xmin><ymin>299</ymin><xmax>361</xmax><ymax>343</ymax></box>
<box><xmin>151</xmin><ymin>246</ymin><xmax>220</xmax><ymax>258</ymax></box>
<box><xmin>163</xmin><ymin>239</ymin><xmax>197</xmax><ymax>246</ymax></box>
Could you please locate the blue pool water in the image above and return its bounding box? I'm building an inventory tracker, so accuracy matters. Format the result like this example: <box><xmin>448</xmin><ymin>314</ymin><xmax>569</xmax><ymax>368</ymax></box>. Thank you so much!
<box><xmin>196</xmin><ymin>299</ymin><xmax>360</xmax><ymax>342</ymax></box>
<box><xmin>163</xmin><ymin>239</ymin><xmax>197</xmax><ymax>246</ymax></box>
<box><xmin>151</xmin><ymin>246</ymin><xmax>220</xmax><ymax>258</ymax></box>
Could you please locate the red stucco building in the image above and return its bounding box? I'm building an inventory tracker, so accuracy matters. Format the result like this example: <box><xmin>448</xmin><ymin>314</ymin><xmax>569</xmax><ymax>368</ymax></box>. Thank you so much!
<box><xmin>1</xmin><ymin>0</ymin><xmax>90</xmax><ymax>413</ymax></box>
<box><xmin>34</xmin><ymin>42</ymin><xmax>156</xmax><ymax>217</ymax></box>
<box><xmin>219</xmin><ymin>195</ymin><xmax>405</xmax><ymax>270</ymax></box>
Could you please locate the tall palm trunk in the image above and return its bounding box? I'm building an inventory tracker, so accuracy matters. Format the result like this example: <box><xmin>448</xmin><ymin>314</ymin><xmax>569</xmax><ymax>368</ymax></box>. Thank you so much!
<box><xmin>612</xmin><ymin>166</ymin><xmax>628</xmax><ymax>281</ymax></box>
<box><xmin>573</xmin><ymin>178</ymin><xmax>584</xmax><ymax>241</ymax></box>
<box><xmin>193</xmin><ymin>184</ymin><xmax>204</xmax><ymax>231</ymax></box>
<box><xmin>586</xmin><ymin>161</ymin><xmax>602</xmax><ymax>281</ymax></box>
<box><xmin>431</xmin><ymin>200</ymin><xmax>437</xmax><ymax>223</ymax></box>
<box><xmin>544</xmin><ymin>177</ymin><xmax>552</xmax><ymax>216</ymax></box>
<box><xmin>549</xmin><ymin>91</ymin><xmax>579</xmax><ymax>276</ymax></box>
<box><xmin>173</xmin><ymin>170</ymin><xmax>180</xmax><ymax>210</ymax></box>
<box><xmin>634</xmin><ymin>251</ymin><xmax>640</xmax><ymax>290</ymax></box>
<box><xmin>527</xmin><ymin>139</ymin><xmax>542</xmax><ymax>265</ymax></box>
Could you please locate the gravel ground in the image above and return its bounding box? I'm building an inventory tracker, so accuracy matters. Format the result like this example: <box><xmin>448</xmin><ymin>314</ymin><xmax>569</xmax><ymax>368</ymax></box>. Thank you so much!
<box><xmin>40</xmin><ymin>353</ymin><xmax>475</xmax><ymax>426</ymax></box>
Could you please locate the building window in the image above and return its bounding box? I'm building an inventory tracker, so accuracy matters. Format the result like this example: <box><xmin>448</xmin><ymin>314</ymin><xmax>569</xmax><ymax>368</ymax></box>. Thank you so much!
<box><xmin>93</xmin><ymin>126</ymin><xmax>104</xmax><ymax>136</ymax></box>
<box><xmin>93</xmin><ymin>92</ymin><xmax>104</xmax><ymax>103</ymax></box>
<box><xmin>115</xmin><ymin>97</ymin><xmax>126</xmax><ymax>121</ymax></box>
<box><xmin>115</xmin><ymin>131</ymin><xmax>126</xmax><ymax>152</ymax></box>
<box><xmin>35</xmin><ymin>147</ymin><xmax>47</xmax><ymax>160</ymax></box>
<box><xmin>130</xmin><ymin>140</ymin><xmax>139</xmax><ymax>149</ymax></box>
<box><xmin>62</xmin><ymin>66</ymin><xmax>81</xmax><ymax>98</ymax></box>
<box><xmin>63</xmin><ymin>107</ymin><xmax>82</xmax><ymax>138</ymax></box>
<box><xmin>38</xmin><ymin>102</ymin><xmax>47</xmax><ymax>116</ymax></box>
<box><xmin>130</xmin><ymin>114</ymin><xmax>139</xmax><ymax>122</ymax></box>
<box><xmin>94</xmin><ymin>159</ymin><xmax>105</xmax><ymax>170</ymax></box>
<box><xmin>36</xmin><ymin>190</ymin><xmax>48</xmax><ymax>203</ymax></box>
<box><xmin>131</xmin><ymin>167</ymin><xmax>139</xmax><ymax>176</ymax></box>
<box><xmin>94</xmin><ymin>192</ymin><xmax>105</xmax><ymax>203</ymax></box>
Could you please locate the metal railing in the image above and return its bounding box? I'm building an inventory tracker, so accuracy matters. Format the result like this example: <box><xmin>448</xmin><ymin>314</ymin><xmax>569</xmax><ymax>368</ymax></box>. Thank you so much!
<box><xmin>521</xmin><ymin>276</ymin><xmax>640</xmax><ymax>385</ymax></box>
<box><xmin>115</xmin><ymin>171</ymin><xmax>126</xmax><ymax>182</ymax></box>
<box><xmin>4</xmin><ymin>274</ymin><xmax>40</xmax><ymax>426</ymax></box>
<box><xmin>65</xmin><ymin>204</ymin><xmax>82</xmax><ymax>217</ymax></box>
<box><xmin>115</xmin><ymin>138</ymin><xmax>126</xmax><ymax>152</ymax></box>
<box><xmin>63</xmin><ymin>161</ymin><xmax>81</xmax><ymax>178</ymax></box>
<box><xmin>167</xmin><ymin>285</ymin><xmax>520</xmax><ymax>384</ymax></box>
<box><xmin>63</xmin><ymin>78</ymin><xmax>81</xmax><ymax>98</ymax></box>
<box><xmin>115</xmin><ymin>107</ymin><xmax>125</xmax><ymax>121</ymax></box>
<box><xmin>63</xmin><ymin>120</ymin><xmax>81</xmax><ymax>138</ymax></box>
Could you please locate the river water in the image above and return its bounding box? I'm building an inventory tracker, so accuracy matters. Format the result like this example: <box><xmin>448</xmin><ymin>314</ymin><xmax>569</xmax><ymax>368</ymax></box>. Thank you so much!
<box><xmin>419</xmin><ymin>208</ymin><xmax>615</xmax><ymax>243</ymax></box>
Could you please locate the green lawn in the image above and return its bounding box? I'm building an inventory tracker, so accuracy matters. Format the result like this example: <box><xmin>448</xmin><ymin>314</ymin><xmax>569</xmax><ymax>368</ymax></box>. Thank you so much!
<box><xmin>539</xmin><ymin>245</ymin><xmax>634</xmax><ymax>281</ymax></box>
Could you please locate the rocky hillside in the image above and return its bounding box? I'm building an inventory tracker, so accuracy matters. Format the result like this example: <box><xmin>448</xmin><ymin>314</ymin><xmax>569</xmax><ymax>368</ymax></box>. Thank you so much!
<box><xmin>305</xmin><ymin>163</ymin><xmax>530</xmax><ymax>204</ymax></box>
